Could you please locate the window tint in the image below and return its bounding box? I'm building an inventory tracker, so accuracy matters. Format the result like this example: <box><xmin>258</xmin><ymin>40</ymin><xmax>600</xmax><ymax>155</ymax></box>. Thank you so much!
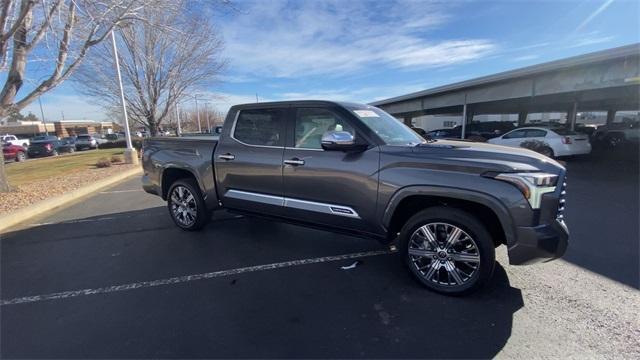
<box><xmin>525</xmin><ymin>129</ymin><xmax>547</xmax><ymax>138</ymax></box>
<box><xmin>294</xmin><ymin>108</ymin><xmax>354</xmax><ymax>149</ymax></box>
<box><xmin>503</xmin><ymin>130</ymin><xmax>527</xmax><ymax>139</ymax></box>
<box><xmin>233</xmin><ymin>108</ymin><xmax>286</xmax><ymax>147</ymax></box>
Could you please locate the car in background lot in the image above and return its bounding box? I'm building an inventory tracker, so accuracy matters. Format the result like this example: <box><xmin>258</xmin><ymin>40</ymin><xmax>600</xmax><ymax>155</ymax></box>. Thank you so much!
<box><xmin>30</xmin><ymin>135</ymin><xmax>59</xmax><ymax>142</ymax></box>
<box><xmin>1</xmin><ymin>134</ymin><xmax>30</xmax><ymax>148</ymax></box>
<box><xmin>592</xmin><ymin>121</ymin><xmax>640</xmax><ymax>148</ymax></box>
<box><xmin>2</xmin><ymin>142</ymin><xmax>27</xmax><ymax>162</ymax></box>
<box><xmin>426</xmin><ymin>122</ymin><xmax>516</xmax><ymax>141</ymax></box>
<box><xmin>92</xmin><ymin>133</ymin><xmax>109</xmax><ymax>145</ymax></box>
<box><xmin>75</xmin><ymin>134</ymin><xmax>99</xmax><ymax>150</ymax></box>
<box><xmin>488</xmin><ymin>127</ymin><xmax>591</xmax><ymax>158</ymax></box>
<box><xmin>27</xmin><ymin>139</ymin><xmax>75</xmax><ymax>158</ymax></box>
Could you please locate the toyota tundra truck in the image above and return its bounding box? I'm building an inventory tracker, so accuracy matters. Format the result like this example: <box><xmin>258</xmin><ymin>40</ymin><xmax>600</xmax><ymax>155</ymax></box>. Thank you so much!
<box><xmin>141</xmin><ymin>100</ymin><xmax>568</xmax><ymax>295</ymax></box>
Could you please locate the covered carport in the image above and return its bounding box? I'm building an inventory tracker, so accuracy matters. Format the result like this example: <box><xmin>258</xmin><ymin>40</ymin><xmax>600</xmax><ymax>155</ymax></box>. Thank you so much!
<box><xmin>370</xmin><ymin>44</ymin><xmax>640</xmax><ymax>138</ymax></box>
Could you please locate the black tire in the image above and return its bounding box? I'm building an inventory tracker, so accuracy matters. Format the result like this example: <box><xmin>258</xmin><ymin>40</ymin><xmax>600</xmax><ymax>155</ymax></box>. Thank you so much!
<box><xmin>15</xmin><ymin>151</ymin><xmax>26</xmax><ymax>162</ymax></box>
<box><xmin>398</xmin><ymin>207</ymin><xmax>496</xmax><ymax>296</ymax></box>
<box><xmin>167</xmin><ymin>178</ymin><xmax>210</xmax><ymax>231</ymax></box>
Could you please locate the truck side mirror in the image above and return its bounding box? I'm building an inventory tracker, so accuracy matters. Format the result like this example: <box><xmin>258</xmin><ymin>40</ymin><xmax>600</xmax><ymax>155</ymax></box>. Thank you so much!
<box><xmin>321</xmin><ymin>131</ymin><xmax>360</xmax><ymax>151</ymax></box>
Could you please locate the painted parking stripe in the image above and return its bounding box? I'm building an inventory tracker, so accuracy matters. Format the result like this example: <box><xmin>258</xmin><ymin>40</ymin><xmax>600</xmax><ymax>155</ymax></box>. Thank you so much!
<box><xmin>0</xmin><ymin>249</ymin><xmax>393</xmax><ymax>306</ymax></box>
<box><xmin>99</xmin><ymin>189</ymin><xmax>143</xmax><ymax>194</ymax></box>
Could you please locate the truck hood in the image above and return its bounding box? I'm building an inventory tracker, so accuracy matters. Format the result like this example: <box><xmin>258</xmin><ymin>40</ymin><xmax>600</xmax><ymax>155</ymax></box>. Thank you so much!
<box><xmin>385</xmin><ymin>139</ymin><xmax>565</xmax><ymax>174</ymax></box>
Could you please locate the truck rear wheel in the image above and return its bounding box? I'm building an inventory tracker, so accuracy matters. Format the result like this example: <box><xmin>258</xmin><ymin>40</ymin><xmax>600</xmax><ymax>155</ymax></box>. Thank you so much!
<box><xmin>398</xmin><ymin>207</ymin><xmax>495</xmax><ymax>296</ymax></box>
<box><xmin>167</xmin><ymin>178</ymin><xmax>210</xmax><ymax>231</ymax></box>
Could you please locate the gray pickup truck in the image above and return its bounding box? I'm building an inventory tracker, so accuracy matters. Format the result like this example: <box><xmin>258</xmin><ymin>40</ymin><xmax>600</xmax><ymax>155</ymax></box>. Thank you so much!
<box><xmin>142</xmin><ymin>100</ymin><xmax>568</xmax><ymax>295</ymax></box>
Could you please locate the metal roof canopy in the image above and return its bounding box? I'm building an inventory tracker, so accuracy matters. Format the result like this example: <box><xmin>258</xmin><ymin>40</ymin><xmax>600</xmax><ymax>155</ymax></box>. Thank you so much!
<box><xmin>370</xmin><ymin>44</ymin><xmax>640</xmax><ymax>117</ymax></box>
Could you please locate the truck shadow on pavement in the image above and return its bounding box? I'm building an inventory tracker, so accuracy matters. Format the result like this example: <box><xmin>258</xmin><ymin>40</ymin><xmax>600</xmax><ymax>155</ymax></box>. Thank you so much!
<box><xmin>1</xmin><ymin>207</ymin><xmax>524</xmax><ymax>358</ymax></box>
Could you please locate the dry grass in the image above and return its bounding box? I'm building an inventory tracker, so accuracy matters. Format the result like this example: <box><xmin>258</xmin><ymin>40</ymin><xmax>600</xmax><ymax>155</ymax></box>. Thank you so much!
<box><xmin>5</xmin><ymin>149</ymin><xmax>124</xmax><ymax>186</ymax></box>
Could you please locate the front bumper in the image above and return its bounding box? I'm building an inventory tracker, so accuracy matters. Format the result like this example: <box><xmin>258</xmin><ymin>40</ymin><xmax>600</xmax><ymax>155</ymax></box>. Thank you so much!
<box><xmin>508</xmin><ymin>219</ymin><xmax>569</xmax><ymax>265</ymax></box>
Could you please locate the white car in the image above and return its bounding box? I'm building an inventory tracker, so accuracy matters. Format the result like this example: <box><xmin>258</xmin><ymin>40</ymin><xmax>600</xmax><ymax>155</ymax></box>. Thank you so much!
<box><xmin>1</xmin><ymin>134</ymin><xmax>29</xmax><ymax>148</ymax></box>
<box><xmin>487</xmin><ymin>127</ymin><xmax>591</xmax><ymax>157</ymax></box>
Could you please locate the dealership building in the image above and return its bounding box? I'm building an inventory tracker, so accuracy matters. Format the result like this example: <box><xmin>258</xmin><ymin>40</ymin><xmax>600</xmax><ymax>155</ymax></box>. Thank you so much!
<box><xmin>371</xmin><ymin>43</ymin><xmax>640</xmax><ymax>135</ymax></box>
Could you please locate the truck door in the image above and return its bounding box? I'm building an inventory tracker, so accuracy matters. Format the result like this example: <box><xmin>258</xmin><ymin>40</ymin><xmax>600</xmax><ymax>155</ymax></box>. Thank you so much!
<box><xmin>281</xmin><ymin>106</ymin><xmax>381</xmax><ymax>235</ymax></box>
<box><xmin>214</xmin><ymin>106</ymin><xmax>288</xmax><ymax>215</ymax></box>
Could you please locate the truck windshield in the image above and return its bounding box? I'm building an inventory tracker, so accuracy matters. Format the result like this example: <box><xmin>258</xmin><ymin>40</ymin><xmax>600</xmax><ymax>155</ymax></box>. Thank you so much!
<box><xmin>350</xmin><ymin>106</ymin><xmax>425</xmax><ymax>146</ymax></box>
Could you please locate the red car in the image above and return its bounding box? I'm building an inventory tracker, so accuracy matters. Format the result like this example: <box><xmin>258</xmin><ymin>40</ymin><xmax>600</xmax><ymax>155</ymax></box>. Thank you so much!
<box><xmin>2</xmin><ymin>142</ymin><xmax>27</xmax><ymax>162</ymax></box>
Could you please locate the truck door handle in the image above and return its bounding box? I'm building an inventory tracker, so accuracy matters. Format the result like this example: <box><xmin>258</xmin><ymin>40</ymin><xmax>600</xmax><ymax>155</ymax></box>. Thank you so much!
<box><xmin>284</xmin><ymin>158</ymin><xmax>305</xmax><ymax>166</ymax></box>
<box><xmin>218</xmin><ymin>153</ymin><xmax>235</xmax><ymax>161</ymax></box>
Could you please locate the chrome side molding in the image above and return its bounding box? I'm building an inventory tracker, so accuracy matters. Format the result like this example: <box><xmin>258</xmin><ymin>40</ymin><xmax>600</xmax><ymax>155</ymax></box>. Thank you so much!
<box><xmin>224</xmin><ymin>189</ymin><xmax>360</xmax><ymax>219</ymax></box>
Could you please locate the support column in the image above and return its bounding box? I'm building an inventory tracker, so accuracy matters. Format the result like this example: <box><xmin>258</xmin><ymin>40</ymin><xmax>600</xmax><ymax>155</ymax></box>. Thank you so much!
<box><xmin>403</xmin><ymin>115</ymin><xmax>412</xmax><ymax>126</ymax></box>
<box><xmin>606</xmin><ymin>109</ymin><xmax>617</xmax><ymax>125</ymax></box>
<box><xmin>518</xmin><ymin>111</ymin><xmax>528</xmax><ymax>127</ymax></box>
<box><xmin>568</xmin><ymin>101</ymin><xmax>578</xmax><ymax>131</ymax></box>
<box><xmin>460</xmin><ymin>94</ymin><xmax>469</xmax><ymax>139</ymax></box>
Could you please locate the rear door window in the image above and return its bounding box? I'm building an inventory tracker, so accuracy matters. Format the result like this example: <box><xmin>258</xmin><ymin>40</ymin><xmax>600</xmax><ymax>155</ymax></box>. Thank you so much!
<box><xmin>503</xmin><ymin>129</ymin><xmax>527</xmax><ymax>139</ymax></box>
<box><xmin>525</xmin><ymin>129</ymin><xmax>547</xmax><ymax>138</ymax></box>
<box><xmin>233</xmin><ymin>108</ymin><xmax>286</xmax><ymax>147</ymax></box>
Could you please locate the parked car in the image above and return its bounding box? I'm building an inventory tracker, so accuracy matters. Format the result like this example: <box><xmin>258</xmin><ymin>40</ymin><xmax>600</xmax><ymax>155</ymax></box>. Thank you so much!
<box><xmin>2</xmin><ymin>142</ymin><xmax>27</xmax><ymax>162</ymax></box>
<box><xmin>75</xmin><ymin>134</ymin><xmax>99</xmax><ymax>150</ymax></box>
<box><xmin>31</xmin><ymin>135</ymin><xmax>59</xmax><ymax>142</ymax></box>
<box><xmin>592</xmin><ymin>121</ymin><xmax>640</xmax><ymax>148</ymax></box>
<box><xmin>62</xmin><ymin>136</ymin><xmax>77</xmax><ymax>146</ymax></box>
<box><xmin>426</xmin><ymin>122</ymin><xmax>516</xmax><ymax>141</ymax></box>
<box><xmin>142</xmin><ymin>100</ymin><xmax>568</xmax><ymax>296</ymax></box>
<box><xmin>487</xmin><ymin>127</ymin><xmax>591</xmax><ymax>157</ymax></box>
<box><xmin>91</xmin><ymin>134</ymin><xmax>109</xmax><ymax>145</ymax></box>
<box><xmin>27</xmin><ymin>139</ymin><xmax>75</xmax><ymax>158</ymax></box>
<box><xmin>410</xmin><ymin>126</ymin><xmax>427</xmax><ymax>137</ymax></box>
<box><xmin>105</xmin><ymin>133</ymin><xmax>125</xmax><ymax>142</ymax></box>
<box><xmin>1</xmin><ymin>134</ymin><xmax>30</xmax><ymax>148</ymax></box>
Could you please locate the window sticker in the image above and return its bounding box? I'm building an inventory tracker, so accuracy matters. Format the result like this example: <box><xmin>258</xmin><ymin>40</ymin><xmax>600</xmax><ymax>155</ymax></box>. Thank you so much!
<box><xmin>353</xmin><ymin>110</ymin><xmax>379</xmax><ymax>118</ymax></box>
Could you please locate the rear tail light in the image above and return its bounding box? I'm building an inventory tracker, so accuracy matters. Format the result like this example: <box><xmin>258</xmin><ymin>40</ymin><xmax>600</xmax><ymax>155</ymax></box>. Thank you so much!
<box><xmin>45</xmin><ymin>143</ymin><xmax>52</xmax><ymax>150</ymax></box>
<box><xmin>561</xmin><ymin>136</ymin><xmax>572</xmax><ymax>144</ymax></box>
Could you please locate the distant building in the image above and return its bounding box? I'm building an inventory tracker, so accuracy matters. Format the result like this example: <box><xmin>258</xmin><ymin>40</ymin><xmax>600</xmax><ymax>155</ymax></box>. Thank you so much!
<box><xmin>0</xmin><ymin>119</ymin><xmax>121</xmax><ymax>138</ymax></box>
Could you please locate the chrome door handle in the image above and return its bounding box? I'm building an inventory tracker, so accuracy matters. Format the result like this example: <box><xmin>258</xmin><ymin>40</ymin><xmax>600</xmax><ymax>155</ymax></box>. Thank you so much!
<box><xmin>218</xmin><ymin>153</ymin><xmax>235</xmax><ymax>161</ymax></box>
<box><xmin>283</xmin><ymin>159</ymin><xmax>305</xmax><ymax>166</ymax></box>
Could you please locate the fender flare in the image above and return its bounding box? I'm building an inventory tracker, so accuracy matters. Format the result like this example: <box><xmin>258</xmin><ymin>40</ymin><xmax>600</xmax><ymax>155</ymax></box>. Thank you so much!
<box><xmin>382</xmin><ymin>185</ymin><xmax>516</xmax><ymax>245</ymax></box>
<box><xmin>160</xmin><ymin>164</ymin><xmax>205</xmax><ymax>199</ymax></box>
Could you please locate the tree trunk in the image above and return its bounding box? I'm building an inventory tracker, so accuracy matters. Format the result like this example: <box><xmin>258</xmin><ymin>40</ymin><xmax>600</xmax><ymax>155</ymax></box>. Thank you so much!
<box><xmin>148</xmin><ymin>116</ymin><xmax>157</xmax><ymax>136</ymax></box>
<box><xmin>0</xmin><ymin>157</ymin><xmax>10</xmax><ymax>192</ymax></box>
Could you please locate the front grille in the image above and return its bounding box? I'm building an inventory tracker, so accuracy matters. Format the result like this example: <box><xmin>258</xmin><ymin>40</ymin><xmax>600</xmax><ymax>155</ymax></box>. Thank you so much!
<box><xmin>557</xmin><ymin>177</ymin><xmax>567</xmax><ymax>221</ymax></box>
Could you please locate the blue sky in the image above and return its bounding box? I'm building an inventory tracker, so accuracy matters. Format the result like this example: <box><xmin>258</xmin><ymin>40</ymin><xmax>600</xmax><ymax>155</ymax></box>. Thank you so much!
<box><xmin>19</xmin><ymin>0</ymin><xmax>640</xmax><ymax>121</ymax></box>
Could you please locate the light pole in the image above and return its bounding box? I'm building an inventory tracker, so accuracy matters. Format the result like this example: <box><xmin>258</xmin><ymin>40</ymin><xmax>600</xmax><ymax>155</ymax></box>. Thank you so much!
<box><xmin>38</xmin><ymin>97</ymin><xmax>48</xmax><ymax>136</ymax></box>
<box><xmin>110</xmin><ymin>30</ymin><xmax>138</xmax><ymax>165</ymax></box>
<box><xmin>204</xmin><ymin>101</ymin><xmax>211</xmax><ymax>133</ymax></box>
<box><xmin>194</xmin><ymin>96</ymin><xmax>202</xmax><ymax>133</ymax></box>
<box><xmin>175</xmin><ymin>104</ymin><xmax>182</xmax><ymax>136</ymax></box>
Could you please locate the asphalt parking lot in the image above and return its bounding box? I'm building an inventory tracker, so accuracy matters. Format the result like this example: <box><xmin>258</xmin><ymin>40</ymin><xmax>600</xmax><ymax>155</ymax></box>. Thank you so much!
<box><xmin>1</xmin><ymin>151</ymin><xmax>639</xmax><ymax>358</ymax></box>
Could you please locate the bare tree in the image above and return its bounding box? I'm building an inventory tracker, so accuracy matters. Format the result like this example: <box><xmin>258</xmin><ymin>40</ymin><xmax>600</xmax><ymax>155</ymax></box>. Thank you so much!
<box><xmin>0</xmin><ymin>0</ymin><xmax>164</xmax><ymax>192</ymax></box>
<box><xmin>74</xmin><ymin>3</ymin><xmax>225</xmax><ymax>136</ymax></box>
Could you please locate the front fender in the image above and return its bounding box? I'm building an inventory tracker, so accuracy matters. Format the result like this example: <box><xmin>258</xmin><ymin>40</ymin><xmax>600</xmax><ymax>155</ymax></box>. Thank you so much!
<box><xmin>382</xmin><ymin>185</ymin><xmax>517</xmax><ymax>246</ymax></box>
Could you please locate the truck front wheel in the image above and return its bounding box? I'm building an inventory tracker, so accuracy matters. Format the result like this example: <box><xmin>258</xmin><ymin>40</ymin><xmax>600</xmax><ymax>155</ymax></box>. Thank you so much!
<box><xmin>398</xmin><ymin>207</ymin><xmax>495</xmax><ymax>296</ymax></box>
<box><xmin>167</xmin><ymin>178</ymin><xmax>210</xmax><ymax>231</ymax></box>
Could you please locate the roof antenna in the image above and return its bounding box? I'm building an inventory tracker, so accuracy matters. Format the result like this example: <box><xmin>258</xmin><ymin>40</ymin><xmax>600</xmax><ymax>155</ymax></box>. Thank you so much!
<box><xmin>255</xmin><ymin>93</ymin><xmax>259</xmax><ymax>103</ymax></box>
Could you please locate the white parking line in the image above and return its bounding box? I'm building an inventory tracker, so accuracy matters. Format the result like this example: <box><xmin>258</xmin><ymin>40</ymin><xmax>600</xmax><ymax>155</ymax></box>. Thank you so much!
<box><xmin>99</xmin><ymin>189</ymin><xmax>143</xmax><ymax>194</ymax></box>
<box><xmin>0</xmin><ymin>249</ymin><xmax>393</xmax><ymax>306</ymax></box>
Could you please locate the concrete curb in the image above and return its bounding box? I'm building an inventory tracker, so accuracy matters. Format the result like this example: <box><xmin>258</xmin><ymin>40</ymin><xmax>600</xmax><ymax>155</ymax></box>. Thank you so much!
<box><xmin>0</xmin><ymin>167</ymin><xmax>142</xmax><ymax>234</ymax></box>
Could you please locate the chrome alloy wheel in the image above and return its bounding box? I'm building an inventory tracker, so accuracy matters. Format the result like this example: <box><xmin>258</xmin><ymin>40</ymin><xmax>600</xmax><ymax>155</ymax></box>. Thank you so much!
<box><xmin>170</xmin><ymin>185</ymin><xmax>197</xmax><ymax>227</ymax></box>
<box><xmin>408</xmin><ymin>222</ymin><xmax>481</xmax><ymax>287</ymax></box>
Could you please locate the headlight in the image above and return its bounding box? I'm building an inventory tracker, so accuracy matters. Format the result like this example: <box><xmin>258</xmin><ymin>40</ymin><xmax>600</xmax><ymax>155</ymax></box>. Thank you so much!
<box><xmin>491</xmin><ymin>172</ymin><xmax>558</xmax><ymax>209</ymax></box>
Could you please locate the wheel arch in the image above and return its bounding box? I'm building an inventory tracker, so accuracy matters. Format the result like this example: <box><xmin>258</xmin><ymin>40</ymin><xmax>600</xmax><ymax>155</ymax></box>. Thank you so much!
<box><xmin>383</xmin><ymin>186</ymin><xmax>515</xmax><ymax>247</ymax></box>
<box><xmin>161</xmin><ymin>167</ymin><xmax>201</xmax><ymax>200</ymax></box>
